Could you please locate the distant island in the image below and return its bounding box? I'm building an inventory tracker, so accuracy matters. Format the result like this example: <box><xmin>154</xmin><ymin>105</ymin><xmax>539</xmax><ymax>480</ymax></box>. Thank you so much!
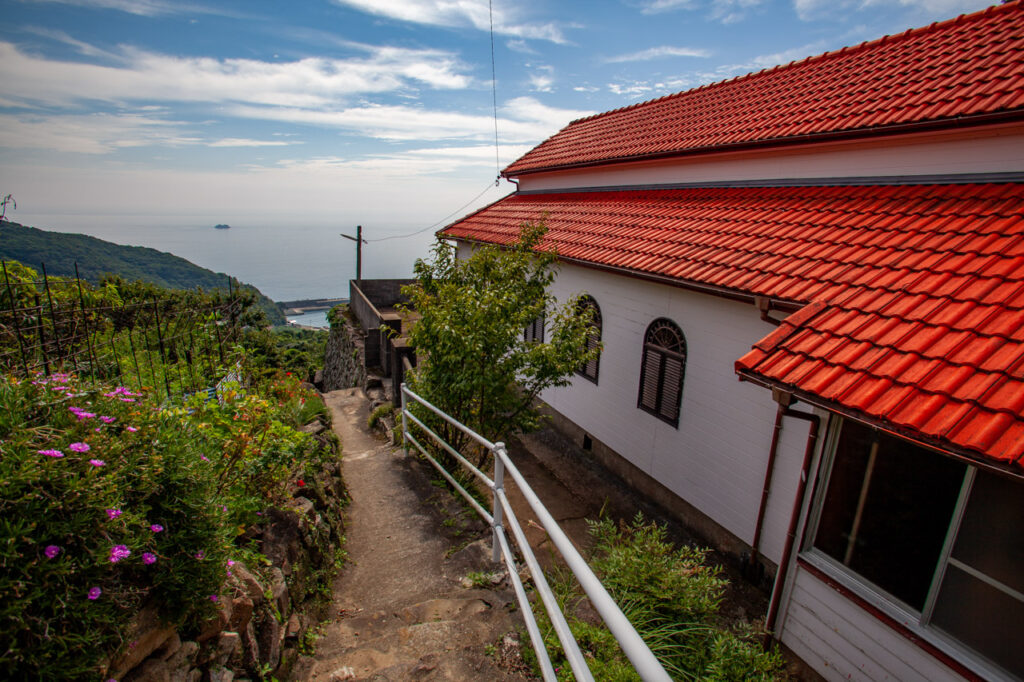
<box><xmin>214</xmin><ymin>223</ymin><xmax>231</xmax><ymax>230</ymax></box>
<box><xmin>0</xmin><ymin>221</ymin><xmax>285</xmax><ymax>325</ymax></box>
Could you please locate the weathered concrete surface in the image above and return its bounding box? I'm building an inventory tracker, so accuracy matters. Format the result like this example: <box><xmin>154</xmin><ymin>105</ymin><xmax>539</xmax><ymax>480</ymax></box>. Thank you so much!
<box><xmin>292</xmin><ymin>389</ymin><xmax>533</xmax><ymax>682</ymax></box>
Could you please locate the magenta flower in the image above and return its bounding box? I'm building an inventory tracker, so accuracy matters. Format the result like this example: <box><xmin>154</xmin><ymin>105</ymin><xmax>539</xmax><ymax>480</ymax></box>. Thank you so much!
<box><xmin>120</xmin><ymin>398</ymin><xmax>135</xmax><ymax>403</ymax></box>
<box><xmin>44</xmin><ymin>545</ymin><xmax>61</xmax><ymax>559</ymax></box>
<box><xmin>109</xmin><ymin>545</ymin><xmax>130</xmax><ymax>563</ymax></box>
<box><xmin>106</xmin><ymin>508</ymin><xmax>122</xmax><ymax>520</ymax></box>
<box><xmin>150</xmin><ymin>524</ymin><xmax>164</xmax><ymax>533</ymax></box>
<box><xmin>200</xmin><ymin>455</ymin><xmax>210</xmax><ymax>462</ymax></box>
<box><xmin>126</xmin><ymin>426</ymin><xmax>139</xmax><ymax>432</ymax></box>
<box><xmin>209</xmin><ymin>594</ymin><xmax>218</xmax><ymax>602</ymax></box>
<box><xmin>100</xmin><ymin>416</ymin><xmax>115</xmax><ymax>424</ymax></box>
<box><xmin>94</xmin><ymin>428</ymin><xmax>102</xmax><ymax>433</ymax></box>
<box><xmin>69</xmin><ymin>442</ymin><xmax>90</xmax><ymax>453</ymax></box>
<box><xmin>142</xmin><ymin>552</ymin><xmax>157</xmax><ymax>565</ymax></box>
<box><xmin>194</xmin><ymin>550</ymin><xmax>205</xmax><ymax>560</ymax></box>
<box><xmin>87</xmin><ymin>587</ymin><xmax>101</xmax><ymax>600</ymax></box>
<box><xmin>38</xmin><ymin>449</ymin><xmax>64</xmax><ymax>458</ymax></box>
<box><xmin>75</xmin><ymin>411</ymin><xmax>96</xmax><ymax>420</ymax></box>
<box><xmin>89</xmin><ymin>459</ymin><xmax>105</xmax><ymax>467</ymax></box>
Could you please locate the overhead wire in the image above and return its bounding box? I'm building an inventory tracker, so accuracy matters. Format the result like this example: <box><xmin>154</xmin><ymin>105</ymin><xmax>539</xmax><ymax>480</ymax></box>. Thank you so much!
<box><xmin>364</xmin><ymin>1</ymin><xmax>505</xmax><ymax>244</ymax></box>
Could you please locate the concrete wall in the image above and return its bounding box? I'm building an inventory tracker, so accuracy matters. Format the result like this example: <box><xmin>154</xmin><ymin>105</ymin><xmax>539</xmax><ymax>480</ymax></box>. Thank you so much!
<box><xmin>540</xmin><ymin>262</ymin><xmax>810</xmax><ymax>568</ymax></box>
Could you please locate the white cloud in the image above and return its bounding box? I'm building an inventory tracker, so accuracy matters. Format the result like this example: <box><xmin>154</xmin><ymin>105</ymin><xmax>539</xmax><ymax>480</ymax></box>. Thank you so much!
<box><xmin>331</xmin><ymin>0</ymin><xmax>569</xmax><ymax>43</ymax></box>
<box><xmin>708</xmin><ymin>0</ymin><xmax>763</xmax><ymax>23</ymax></box>
<box><xmin>605</xmin><ymin>46</ymin><xmax>710</xmax><ymax>63</ymax></box>
<box><xmin>270</xmin><ymin>144</ymin><xmax>531</xmax><ymax>178</ymax></box>
<box><xmin>0</xmin><ymin>41</ymin><xmax>471</xmax><ymax>110</ymax></box>
<box><xmin>207</xmin><ymin>138</ymin><xmax>297</xmax><ymax>147</ymax></box>
<box><xmin>639</xmin><ymin>0</ymin><xmax>698</xmax><ymax>13</ymax></box>
<box><xmin>23</xmin><ymin>0</ymin><xmax>227</xmax><ymax>16</ymax></box>
<box><xmin>506</xmin><ymin>39</ymin><xmax>538</xmax><ymax>55</ymax></box>
<box><xmin>573</xmin><ymin>85</ymin><xmax>600</xmax><ymax>93</ymax></box>
<box><xmin>0</xmin><ymin>112</ymin><xmax>197</xmax><ymax>153</ymax></box>
<box><xmin>528</xmin><ymin>65</ymin><xmax>555</xmax><ymax>93</ymax></box>
<box><xmin>793</xmin><ymin>0</ymin><xmax>991</xmax><ymax>21</ymax></box>
<box><xmin>228</xmin><ymin>96</ymin><xmax>592</xmax><ymax>144</ymax></box>
<box><xmin>608</xmin><ymin>81</ymin><xmax>655</xmax><ymax>97</ymax></box>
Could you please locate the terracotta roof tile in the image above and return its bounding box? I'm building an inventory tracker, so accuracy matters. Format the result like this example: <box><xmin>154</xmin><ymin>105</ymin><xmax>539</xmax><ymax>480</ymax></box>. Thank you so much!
<box><xmin>504</xmin><ymin>3</ymin><xmax>1024</xmax><ymax>175</ymax></box>
<box><xmin>443</xmin><ymin>182</ymin><xmax>1024</xmax><ymax>468</ymax></box>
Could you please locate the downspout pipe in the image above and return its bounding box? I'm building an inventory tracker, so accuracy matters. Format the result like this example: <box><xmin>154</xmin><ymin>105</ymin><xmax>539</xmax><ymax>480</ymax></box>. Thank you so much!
<box><xmin>747</xmin><ymin>397</ymin><xmax>788</xmax><ymax>580</ymax></box>
<box><xmin>764</xmin><ymin>404</ymin><xmax>821</xmax><ymax>641</ymax></box>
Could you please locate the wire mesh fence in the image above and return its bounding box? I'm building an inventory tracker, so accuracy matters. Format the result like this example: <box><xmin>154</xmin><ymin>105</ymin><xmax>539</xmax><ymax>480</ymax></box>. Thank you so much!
<box><xmin>0</xmin><ymin>260</ymin><xmax>244</xmax><ymax>402</ymax></box>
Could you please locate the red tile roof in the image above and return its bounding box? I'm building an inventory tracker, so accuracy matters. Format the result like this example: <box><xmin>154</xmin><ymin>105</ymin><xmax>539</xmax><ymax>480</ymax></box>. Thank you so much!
<box><xmin>440</xmin><ymin>184</ymin><xmax>1024</xmax><ymax>469</ymax></box>
<box><xmin>503</xmin><ymin>2</ymin><xmax>1024</xmax><ymax>176</ymax></box>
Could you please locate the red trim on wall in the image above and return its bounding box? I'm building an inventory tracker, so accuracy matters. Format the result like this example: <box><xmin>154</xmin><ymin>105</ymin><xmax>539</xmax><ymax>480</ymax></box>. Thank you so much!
<box><xmin>795</xmin><ymin>558</ymin><xmax>984</xmax><ymax>682</ymax></box>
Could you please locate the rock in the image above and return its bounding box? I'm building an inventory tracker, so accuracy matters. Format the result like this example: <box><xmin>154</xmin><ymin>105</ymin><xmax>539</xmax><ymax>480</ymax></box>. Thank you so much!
<box><xmin>292</xmin><ymin>496</ymin><xmax>316</xmax><ymax>523</ymax></box>
<box><xmin>240</xmin><ymin>622</ymin><xmax>261</xmax><ymax>670</ymax></box>
<box><xmin>232</xmin><ymin>563</ymin><xmax>265</xmax><ymax>605</ymax></box>
<box><xmin>107</xmin><ymin>606</ymin><xmax>177</xmax><ymax>681</ymax></box>
<box><xmin>285</xmin><ymin>613</ymin><xmax>302</xmax><ymax>640</ymax></box>
<box><xmin>263</xmin><ymin>508</ymin><xmax>303</xmax><ymax>576</ymax></box>
<box><xmin>229</xmin><ymin>595</ymin><xmax>254</xmax><ymax>632</ymax></box>
<box><xmin>197</xmin><ymin>597</ymin><xmax>233</xmax><ymax>644</ymax></box>
<box><xmin>299</xmin><ymin>421</ymin><xmax>326</xmax><ymax>435</ymax></box>
<box><xmin>215</xmin><ymin>632</ymin><xmax>240</xmax><ymax>667</ymax></box>
<box><xmin>269</xmin><ymin>567</ymin><xmax>290</xmax><ymax>620</ymax></box>
<box><xmin>186</xmin><ymin>670</ymin><xmax>202</xmax><ymax>682</ymax></box>
<box><xmin>157</xmin><ymin>633</ymin><xmax>182</xmax><ymax>661</ymax></box>
<box><xmin>125</xmin><ymin>658</ymin><xmax>171</xmax><ymax>682</ymax></box>
<box><xmin>205</xmin><ymin>665</ymin><xmax>233</xmax><ymax>682</ymax></box>
<box><xmin>256</xmin><ymin>612</ymin><xmax>282</xmax><ymax>670</ymax></box>
<box><xmin>167</xmin><ymin>641</ymin><xmax>199</xmax><ymax>682</ymax></box>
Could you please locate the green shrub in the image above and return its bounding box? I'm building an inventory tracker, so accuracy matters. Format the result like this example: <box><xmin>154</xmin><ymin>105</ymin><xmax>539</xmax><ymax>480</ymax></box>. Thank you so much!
<box><xmin>367</xmin><ymin>402</ymin><xmax>394</xmax><ymax>429</ymax></box>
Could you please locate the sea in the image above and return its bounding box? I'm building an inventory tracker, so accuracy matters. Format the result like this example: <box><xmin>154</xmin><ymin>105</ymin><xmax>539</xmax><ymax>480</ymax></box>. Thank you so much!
<box><xmin>20</xmin><ymin>214</ymin><xmax>437</xmax><ymax>327</ymax></box>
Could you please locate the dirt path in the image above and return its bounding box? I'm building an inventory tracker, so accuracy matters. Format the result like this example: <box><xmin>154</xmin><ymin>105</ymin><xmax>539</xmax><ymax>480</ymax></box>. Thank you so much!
<box><xmin>291</xmin><ymin>388</ymin><xmax>533</xmax><ymax>682</ymax></box>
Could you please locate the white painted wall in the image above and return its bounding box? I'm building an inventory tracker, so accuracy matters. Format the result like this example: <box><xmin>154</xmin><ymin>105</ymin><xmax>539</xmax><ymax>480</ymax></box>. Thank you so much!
<box><xmin>516</xmin><ymin>123</ymin><xmax>1024</xmax><ymax>192</ymax></box>
<box><xmin>780</xmin><ymin>566</ymin><xmax>967</xmax><ymax>682</ymax></box>
<box><xmin>540</xmin><ymin>262</ymin><xmax>808</xmax><ymax>564</ymax></box>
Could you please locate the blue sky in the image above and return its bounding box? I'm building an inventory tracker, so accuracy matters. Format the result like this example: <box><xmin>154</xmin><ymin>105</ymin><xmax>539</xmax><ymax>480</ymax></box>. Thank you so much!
<box><xmin>0</xmin><ymin>0</ymin><xmax>996</xmax><ymax>240</ymax></box>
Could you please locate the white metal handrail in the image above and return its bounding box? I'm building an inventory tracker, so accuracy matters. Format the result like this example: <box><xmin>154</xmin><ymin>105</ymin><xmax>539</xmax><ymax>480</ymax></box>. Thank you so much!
<box><xmin>400</xmin><ymin>383</ymin><xmax>673</xmax><ymax>682</ymax></box>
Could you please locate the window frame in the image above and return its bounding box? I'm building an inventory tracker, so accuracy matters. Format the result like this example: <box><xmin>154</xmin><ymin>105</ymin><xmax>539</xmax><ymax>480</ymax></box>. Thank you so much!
<box><xmin>524</xmin><ymin>311</ymin><xmax>545</xmax><ymax>343</ymax></box>
<box><xmin>575</xmin><ymin>295</ymin><xmax>601</xmax><ymax>384</ymax></box>
<box><xmin>636</xmin><ymin>317</ymin><xmax>686</xmax><ymax>428</ymax></box>
<box><xmin>800</xmin><ymin>416</ymin><xmax>1022</xmax><ymax>681</ymax></box>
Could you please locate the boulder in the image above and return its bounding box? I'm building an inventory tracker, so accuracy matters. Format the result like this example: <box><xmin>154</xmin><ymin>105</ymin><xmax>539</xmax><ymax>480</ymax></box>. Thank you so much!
<box><xmin>107</xmin><ymin>606</ymin><xmax>177</xmax><ymax>681</ymax></box>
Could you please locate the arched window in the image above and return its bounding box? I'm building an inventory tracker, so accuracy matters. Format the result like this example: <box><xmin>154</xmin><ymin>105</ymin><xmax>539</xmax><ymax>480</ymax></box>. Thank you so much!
<box><xmin>575</xmin><ymin>295</ymin><xmax>601</xmax><ymax>383</ymax></box>
<box><xmin>637</xmin><ymin>318</ymin><xmax>686</xmax><ymax>427</ymax></box>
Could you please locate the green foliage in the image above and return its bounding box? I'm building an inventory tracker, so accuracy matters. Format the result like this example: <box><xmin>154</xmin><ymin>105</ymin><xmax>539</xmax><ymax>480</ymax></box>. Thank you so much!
<box><xmin>527</xmin><ymin>514</ymin><xmax>786</xmax><ymax>681</ymax></box>
<box><xmin>403</xmin><ymin>222</ymin><xmax>599</xmax><ymax>462</ymax></box>
<box><xmin>367</xmin><ymin>402</ymin><xmax>393</xmax><ymax>429</ymax></box>
<box><xmin>0</xmin><ymin>221</ymin><xmax>284</xmax><ymax>324</ymax></box>
<box><xmin>241</xmin><ymin>326</ymin><xmax>328</xmax><ymax>384</ymax></box>
<box><xmin>0</xmin><ymin>368</ymin><xmax>336</xmax><ymax>679</ymax></box>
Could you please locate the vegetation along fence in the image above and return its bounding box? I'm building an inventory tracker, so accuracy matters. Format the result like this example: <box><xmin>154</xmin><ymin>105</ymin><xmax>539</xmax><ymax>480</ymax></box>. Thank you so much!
<box><xmin>400</xmin><ymin>383</ymin><xmax>673</xmax><ymax>682</ymax></box>
<box><xmin>0</xmin><ymin>260</ymin><xmax>245</xmax><ymax>401</ymax></box>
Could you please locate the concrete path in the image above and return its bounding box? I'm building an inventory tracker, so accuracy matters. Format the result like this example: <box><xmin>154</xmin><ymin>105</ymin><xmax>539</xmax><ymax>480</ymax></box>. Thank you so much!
<box><xmin>291</xmin><ymin>388</ymin><xmax>534</xmax><ymax>682</ymax></box>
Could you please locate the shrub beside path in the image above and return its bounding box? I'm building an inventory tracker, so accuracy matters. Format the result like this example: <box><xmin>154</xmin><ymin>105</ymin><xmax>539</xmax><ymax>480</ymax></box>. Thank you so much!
<box><xmin>292</xmin><ymin>388</ymin><xmax>534</xmax><ymax>681</ymax></box>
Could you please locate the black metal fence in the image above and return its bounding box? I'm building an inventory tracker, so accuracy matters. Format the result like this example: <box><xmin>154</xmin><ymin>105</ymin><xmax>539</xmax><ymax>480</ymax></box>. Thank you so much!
<box><xmin>0</xmin><ymin>261</ymin><xmax>243</xmax><ymax>401</ymax></box>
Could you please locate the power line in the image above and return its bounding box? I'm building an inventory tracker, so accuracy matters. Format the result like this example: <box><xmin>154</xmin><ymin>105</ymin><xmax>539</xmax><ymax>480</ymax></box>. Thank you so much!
<box><xmin>489</xmin><ymin>0</ymin><xmax>501</xmax><ymax>184</ymax></box>
<box><xmin>365</xmin><ymin>181</ymin><xmax>505</xmax><ymax>243</ymax></box>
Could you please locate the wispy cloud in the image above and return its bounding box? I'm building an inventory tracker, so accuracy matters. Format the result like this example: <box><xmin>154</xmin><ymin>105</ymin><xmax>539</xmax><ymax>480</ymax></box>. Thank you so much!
<box><xmin>22</xmin><ymin>0</ymin><xmax>230</xmax><ymax>17</ymax></box>
<box><xmin>331</xmin><ymin>0</ymin><xmax>570</xmax><ymax>43</ymax></box>
<box><xmin>0</xmin><ymin>40</ymin><xmax>472</xmax><ymax>109</ymax></box>
<box><xmin>793</xmin><ymin>0</ymin><xmax>990</xmax><ymax>22</ymax></box>
<box><xmin>207</xmin><ymin>138</ymin><xmax>298</xmax><ymax>148</ymax></box>
<box><xmin>271</xmin><ymin>144</ymin><xmax>532</xmax><ymax>178</ymax></box>
<box><xmin>528</xmin><ymin>65</ymin><xmax>555</xmax><ymax>93</ymax></box>
<box><xmin>637</xmin><ymin>0</ymin><xmax>763</xmax><ymax>23</ymax></box>
<box><xmin>0</xmin><ymin>112</ymin><xmax>197</xmax><ymax>153</ymax></box>
<box><xmin>605</xmin><ymin>46</ymin><xmax>710</xmax><ymax>63</ymax></box>
<box><xmin>639</xmin><ymin>0</ymin><xmax>698</xmax><ymax>13</ymax></box>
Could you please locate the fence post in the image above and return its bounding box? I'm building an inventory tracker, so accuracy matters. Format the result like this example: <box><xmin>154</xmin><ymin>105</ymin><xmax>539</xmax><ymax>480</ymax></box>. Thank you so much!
<box><xmin>2</xmin><ymin>261</ymin><xmax>31</xmax><ymax>376</ymax></box>
<box><xmin>492</xmin><ymin>443</ymin><xmax>506</xmax><ymax>564</ymax></box>
<box><xmin>152</xmin><ymin>300</ymin><xmax>173</xmax><ymax>398</ymax></box>
<box><xmin>400</xmin><ymin>383</ymin><xmax>409</xmax><ymax>458</ymax></box>
<box><xmin>40</xmin><ymin>263</ymin><xmax>64</xmax><ymax>370</ymax></box>
<box><xmin>33</xmin><ymin>293</ymin><xmax>50</xmax><ymax>376</ymax></box>
<box><xmin>73</xmin><ymin>263</ymin><xmax>98</xmax><ymax>381</ymax></box>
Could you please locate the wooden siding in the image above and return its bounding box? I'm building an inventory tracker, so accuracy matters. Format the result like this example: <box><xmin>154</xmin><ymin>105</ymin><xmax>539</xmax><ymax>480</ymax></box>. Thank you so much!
<box><xmin>781</xmin><ymin>565</ymin><xmax>968</xmax><ymax>682</ymax></box>
<box><xmin>542</xmin><ymin>262</ymin><xmax>808</xmax><ymax>563</ymax></box>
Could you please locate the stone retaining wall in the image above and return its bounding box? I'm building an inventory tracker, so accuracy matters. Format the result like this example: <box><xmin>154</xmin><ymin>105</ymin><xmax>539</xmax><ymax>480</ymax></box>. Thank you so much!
<box><xmin>322</xmin><ymin>305</ymin><xmax>367</xmax><ymax>392</ymax></box>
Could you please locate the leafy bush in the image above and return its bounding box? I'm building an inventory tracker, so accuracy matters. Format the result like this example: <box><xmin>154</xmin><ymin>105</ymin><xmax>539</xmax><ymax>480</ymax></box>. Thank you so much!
<box><xmin>0</xmin><ymin>370</ymin><xmax>334</xmax><ymax>679</ymax></box>
<box><xmin>367</xmin><ymin>402</ymin><xmax>393</xmax><ymax>429</ymax></box>
<box><xmin>527</xmin><ymin>514</ymin><xmax>786</xmax><ymax>681</ymax></box>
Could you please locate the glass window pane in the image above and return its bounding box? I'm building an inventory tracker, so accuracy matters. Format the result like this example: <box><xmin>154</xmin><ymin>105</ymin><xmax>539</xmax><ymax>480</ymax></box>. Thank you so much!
<box><xmin>932</xmin><ymin>564</ymin><xmax>1024</xmax><ymax>678</ymax></box>
<box><xmin>813</xmin><ymin>421</ymin><xmax>966</xmax><ymax>610</ymax></box>
<box><xmin>948</xmin><ymin>470</ymin><xmax>1024</xmax><ymax>594</ymax></box>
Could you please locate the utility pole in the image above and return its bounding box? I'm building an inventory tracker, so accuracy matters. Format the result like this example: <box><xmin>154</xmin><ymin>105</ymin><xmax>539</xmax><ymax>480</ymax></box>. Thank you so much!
<box><xmin>340</xmin><ymin>225</ymin><xmax>368</xmax><ymax>285</ymax></box>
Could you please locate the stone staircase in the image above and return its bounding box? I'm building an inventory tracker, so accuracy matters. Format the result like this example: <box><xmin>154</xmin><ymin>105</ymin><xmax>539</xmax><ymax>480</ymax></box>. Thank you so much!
<box><xmin>290</xmin><ymin>389</ymin><xmax>535</xmax><ymax>682</ymax></box>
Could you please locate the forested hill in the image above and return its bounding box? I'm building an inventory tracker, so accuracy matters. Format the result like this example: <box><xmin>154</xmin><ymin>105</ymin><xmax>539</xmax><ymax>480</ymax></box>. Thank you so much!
<box><xmin>0</xmin><ymin>221</ymin><xmax>285</xmax><ymax>324</ymax></box>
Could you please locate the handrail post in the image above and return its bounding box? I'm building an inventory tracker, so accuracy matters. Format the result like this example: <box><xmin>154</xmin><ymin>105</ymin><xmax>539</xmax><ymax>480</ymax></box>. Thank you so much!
<box><xmin>492</xmin><ymin>442</ymin><xmax>506</xmax><ymax>564</ymax></box>
<box><xmin>400</xmin><ymin>382</ymin><xmax>409</xmax><ymax>457</ymax></box>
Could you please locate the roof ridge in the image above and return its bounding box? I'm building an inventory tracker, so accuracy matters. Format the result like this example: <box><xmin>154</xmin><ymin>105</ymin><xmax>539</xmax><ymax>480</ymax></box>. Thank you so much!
<box><xmin>562</xmin><ymin>1</ymin><xmax>1017</xmax><ymax>130</ymax></box>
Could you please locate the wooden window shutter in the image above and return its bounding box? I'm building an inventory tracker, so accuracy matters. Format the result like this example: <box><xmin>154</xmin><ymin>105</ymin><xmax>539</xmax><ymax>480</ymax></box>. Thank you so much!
<box><xmin>637</xmin><ymin>318</ymin><xmax>686</xmax><ymax>427</ymax></box>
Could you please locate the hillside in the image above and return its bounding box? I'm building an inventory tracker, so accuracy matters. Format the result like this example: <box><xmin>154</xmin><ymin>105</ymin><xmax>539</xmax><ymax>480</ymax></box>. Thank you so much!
<box><xmin>0</xmin><ymin>221</ymin><xmax>285</xmax><ymax>324</ymax></box>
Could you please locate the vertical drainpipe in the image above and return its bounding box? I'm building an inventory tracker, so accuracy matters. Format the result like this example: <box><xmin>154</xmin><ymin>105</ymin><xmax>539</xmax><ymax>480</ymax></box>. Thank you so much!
<box><xmin>747</xmin><ymin>396</ymin><xmax>789</xmax><ymax>579</ymax></box>
<box><xmin>764</xmin><ymin>405</ymin><xmax>821</xmax><ymax>640</ymax></box>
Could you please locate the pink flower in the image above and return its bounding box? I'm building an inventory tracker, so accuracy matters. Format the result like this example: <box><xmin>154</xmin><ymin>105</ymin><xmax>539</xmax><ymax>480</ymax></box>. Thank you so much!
<box><xmin>209</xmin><ymin>594</ymin><xmax>218</xmax><ymax>602</ymax></box>
<box><xmin>120</xmin><ymin>397</ymin><xmax>135</xmax><ymax>402</ymax></box>
<box><xmin>38</xmin><ymin>449</ymin><xmax>64</xmax><ymax>458</ymax></box>
<box><xmin>150</xmin><ymin>524</ymin><xmax>164</xmax><ymax>533</ymax></box>
<box><xmin>142</xmin><ymin>552</ymin><xmax>157</xmax><ymax>565</ymax></box>
<box><xmin>195</xmin><ymin>551</ymin><xmax>205</xmax><ymax>560</ymax></box>
<box><xmin>100</xmin><ymin>416</ymin><xmax>115</xmax><ymax>424</ymax></box>
<box><xmin>126</xmin><ymin>426</ymin><xmax>138</xmax><ymax>432</ymax></box>
<box><xmin>89</xmin><ymin>459</ymin><xmax>105</xmax><ymax>467</ymax></box>
<box><xmin>69</xmin><ymin>442</ymin><xmax>90</xmax><ymax>453</ymax></box>
<box><xmin>109</xmin><ymin>545</ymin><xmax>130</xmax><ymax>563</ymax></box>
<box><xmin>88</xmin><ymin>586</ymin><xmax>101</xmax><ymax>600</ymax></box>
<box><xmin>200</xmin><ymin>455</ymin><xmax>210</xmax><ymax>462</ymax></box>
<box><xmin>44</xmin><ymin>545</ymin><xmax>61</xmax><ymax>559</ymax></box>
<box><xmin>106</xmin><ymin>508</ymin><xmax>122</xmax><ymax>520</ymax></box>
<box><xmin>227</xmin><ymin>559</ymin><xmax>235</xmax><ymax>567</ymax></box>
<box><xmin>94</xmin><ymin>428</ymin><xmax>102</xmax><ymax>433</ymax></box>
<box><xmin>75</xmin><ymin>411</ymin><xmax>96</xmax><ymax>420</ymax></box>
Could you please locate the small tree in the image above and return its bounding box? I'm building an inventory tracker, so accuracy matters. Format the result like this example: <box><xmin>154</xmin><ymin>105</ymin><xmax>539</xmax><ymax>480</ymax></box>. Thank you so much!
<box><xmin>403</xmin><ymin>221</ymin><xmax>599</xmax><ymax>463</ymax></box>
